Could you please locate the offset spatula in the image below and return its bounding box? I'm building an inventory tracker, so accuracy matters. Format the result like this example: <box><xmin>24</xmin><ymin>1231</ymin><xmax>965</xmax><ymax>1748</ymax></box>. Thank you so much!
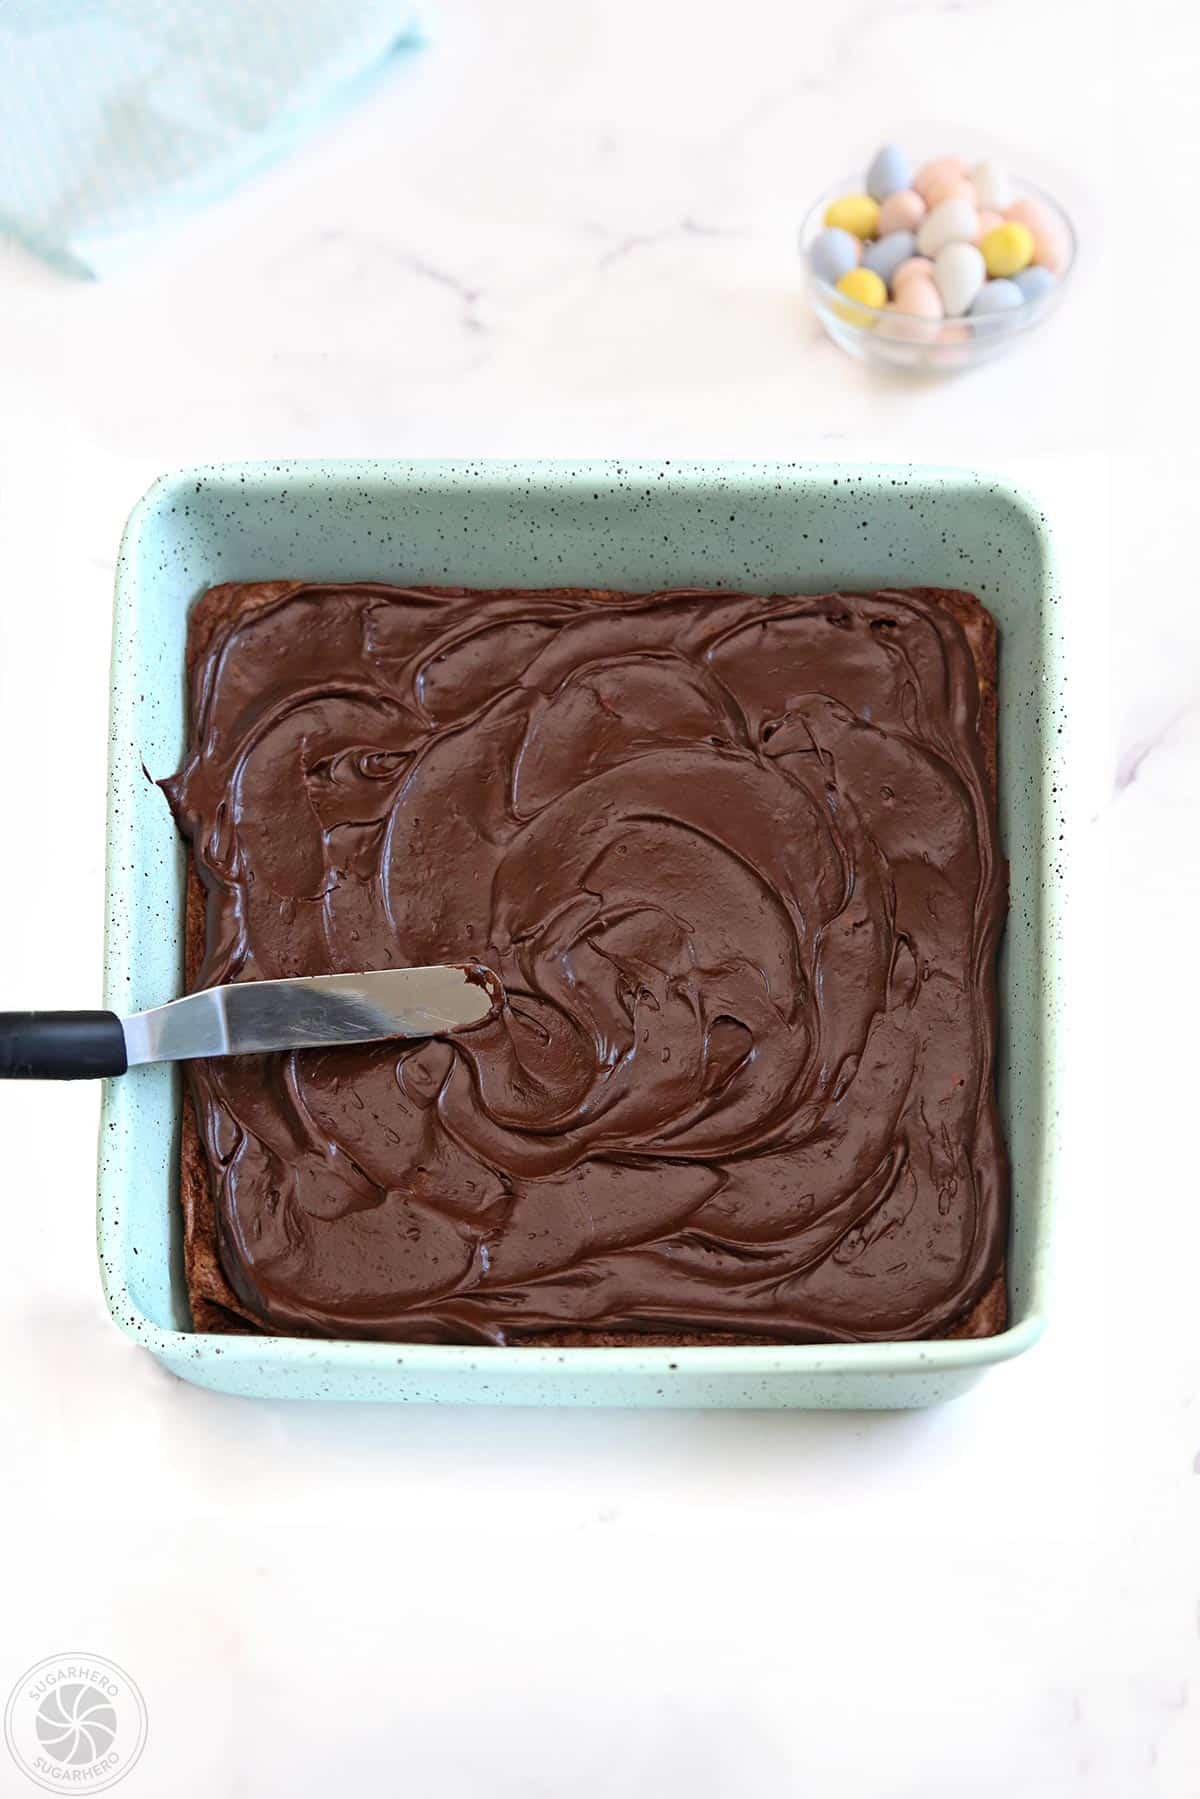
<box><xmin>0</xmin><ymin>965</ymin><xmax>504</xmax><ymax>1080</ymax></box>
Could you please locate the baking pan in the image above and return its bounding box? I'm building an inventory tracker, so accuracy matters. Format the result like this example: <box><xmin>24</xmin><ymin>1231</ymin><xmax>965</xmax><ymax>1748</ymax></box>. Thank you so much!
<box><xmin>99</xmin><ymin>460</ymin><xmax>1064</xmax><ymax>1406</ymax></box>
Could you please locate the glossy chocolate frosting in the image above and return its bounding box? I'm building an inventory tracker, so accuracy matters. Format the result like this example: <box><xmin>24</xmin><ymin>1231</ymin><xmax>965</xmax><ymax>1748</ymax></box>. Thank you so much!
<box><xmin>164</xmin><ymin>581</ymin><xmax>1007</xmax><ymax>1343</ymax></box>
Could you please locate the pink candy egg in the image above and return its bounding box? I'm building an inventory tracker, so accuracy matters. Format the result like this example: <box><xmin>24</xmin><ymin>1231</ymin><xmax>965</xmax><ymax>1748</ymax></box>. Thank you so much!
<box><xmin>974</xmin><ymin>208</ymin><xmax>1004</xmax><ymax>243</ymax></box>
<box><xmin>913</xmin><ymin>155</ymin><xmax>965</xmax><ymax>202</ymax></box>
<box><xmin>1006</xmin><ymin>197</ymin><xmax>1067</xmax><ymax>272</ymax></box>
<box><xmin>876</xmin><ymin>189</ymin><xmax>926</xmax><ymax>235</ymax></box>
<box><xmin>892</xmin><ymin>276</ymin><xmax>943</xmax><ymax>318</ymax></box>
<box><xmin>928</xmin><ymin>320</ymin><xmax>978</xmax><ymax>365</ymax></box>
<box><xmin>923</xmin><ymin>174</ymin><xmax>977</xmax><ymax>210</ymax></box>
<box><xmin>886</xmin><ymin>275</ymin><xmax>943</xmax><ymax>344</ymax></box>
<box><xmin>929</xmin><ymin>317</ymin><xmax>972</xmax><ymax>368</ymax></box>
<box><xmin>887</xmin><ymin>309</ymin><xmax>937</xmax><ymax>346</ymax></box>
<box><xmin>891</xmin><ymin>255</ymin><xmax>935</xmax><ymax>289</ymax></box>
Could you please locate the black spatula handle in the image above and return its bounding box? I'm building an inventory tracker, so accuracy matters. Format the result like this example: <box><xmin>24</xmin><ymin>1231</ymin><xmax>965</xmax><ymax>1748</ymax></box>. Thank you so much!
<box><xmin>0</xmin><ymin>1011</ymin><xmax>128</xmax><ymax>1079</ymax></box>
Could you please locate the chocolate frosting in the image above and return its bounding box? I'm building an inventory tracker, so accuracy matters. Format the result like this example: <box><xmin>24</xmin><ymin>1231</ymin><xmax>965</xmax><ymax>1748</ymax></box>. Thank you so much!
<box><xmin>164</xmin><ymin>582</ymin><xmax>1007</xmax><ymax>1343</ymax></box>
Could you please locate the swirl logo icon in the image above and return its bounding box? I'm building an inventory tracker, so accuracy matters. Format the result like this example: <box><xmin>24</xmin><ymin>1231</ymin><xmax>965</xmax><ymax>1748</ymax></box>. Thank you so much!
<box><xmin>5</xmin><ymin>1655</ymin><xmax>146</xmax><ymax>1792</ymax></box>
<box><xmin>36</xmin><ymin>1682</ymin><xmax>118</xmax><ymax>1764</ymax></box>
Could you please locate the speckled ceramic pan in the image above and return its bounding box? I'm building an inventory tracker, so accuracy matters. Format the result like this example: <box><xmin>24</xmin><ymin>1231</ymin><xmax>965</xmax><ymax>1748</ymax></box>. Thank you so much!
<box><xmin>99</xmin><ymin>461</ymin><xmax>1064</xmax><ymax>1406</ymax></box>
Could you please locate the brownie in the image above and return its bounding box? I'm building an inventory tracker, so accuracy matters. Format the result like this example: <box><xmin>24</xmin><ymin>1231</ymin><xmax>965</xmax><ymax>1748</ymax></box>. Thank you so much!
<box><xmin>164</xmin><ymin>582</ymin><xmax>1008</xmax><ymax>1344</ymax></box>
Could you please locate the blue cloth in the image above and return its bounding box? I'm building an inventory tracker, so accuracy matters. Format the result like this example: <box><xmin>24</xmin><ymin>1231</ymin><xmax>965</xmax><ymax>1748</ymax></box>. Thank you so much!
<box><xmin>0</xmin><ymin>1</ymin><xmax>423</xmax><ymax>277</ymax></box>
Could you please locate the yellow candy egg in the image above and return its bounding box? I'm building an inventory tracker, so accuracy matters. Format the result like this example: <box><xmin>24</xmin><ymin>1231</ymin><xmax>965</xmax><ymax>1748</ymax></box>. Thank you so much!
<box><xmin>835</xmin><ymin>267</ymin><xmax>887</xmax><ymax>312</ymax></box>
<box><xmin>823</xmin><ymin>194</ymin><xmax>881</xmax><ymax>239</ymax></box>
<box><xmin>981</xmin><ymin>221</ymin><xmax>1035</xmax><ymax>277</ymax></box>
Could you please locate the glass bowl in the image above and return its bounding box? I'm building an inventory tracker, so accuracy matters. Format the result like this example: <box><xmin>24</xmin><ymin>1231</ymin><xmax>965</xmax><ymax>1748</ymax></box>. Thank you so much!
<box><xmin>800</xmin><ymin>174</ymin><xmax>1076</xmax><ymax>374</ymax></box>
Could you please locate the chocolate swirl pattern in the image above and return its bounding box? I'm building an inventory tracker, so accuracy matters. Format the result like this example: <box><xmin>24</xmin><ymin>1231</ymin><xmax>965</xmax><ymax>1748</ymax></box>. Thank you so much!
<box><xmin>165</xmin><ymin>582</ymin><xmax>1007</xmax><ymax>1343</ymax></box>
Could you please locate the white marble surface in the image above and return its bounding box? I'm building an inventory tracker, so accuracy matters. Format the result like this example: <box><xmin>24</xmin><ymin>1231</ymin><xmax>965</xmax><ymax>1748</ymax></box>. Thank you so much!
<box><xmin>0</xmin><ymin>1</ymin><xmax>1197</xmax><ymax>1794</ymax></box>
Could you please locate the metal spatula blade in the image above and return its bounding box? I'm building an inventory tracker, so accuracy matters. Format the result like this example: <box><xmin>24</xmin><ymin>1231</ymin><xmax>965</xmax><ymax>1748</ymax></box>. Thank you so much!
<box><xmin>0</xmin><ymin>965</ymin><xmax>504</xmax><ymax>1081</ymax></box>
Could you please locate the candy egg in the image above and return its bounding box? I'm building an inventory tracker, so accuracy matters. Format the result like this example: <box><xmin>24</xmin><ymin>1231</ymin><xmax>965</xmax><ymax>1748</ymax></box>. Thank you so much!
<box><xmin>892</xmin><ymin>275</ymin><xmax>943</xmax><ymax>317</ymax></box>
<box><xmin>1006</xmin><ymin>197</ymin><xmax>1068</xmax><ymax>272</ymax></box>
<box><xmin>923</xmin><ymin>174</ymin><xmax>977</xmax><ymax>210</ymax></box>
<box><xmin>888</xmin><ymin>279</ymin><xmax>942</xmax><ymax>346</ymax></box>
<box><xmin>970</xmin><ymin>159</ymin><xmax>1014</xmax><ymax>210</ymax></box>
<box><xmin>824</xmin><ymin>193</ymin><xmax>881</xmax><ymax>239</ymax></box>
<box><xmin>877</xmin><ymin>189</ymin><xmax>926</xmax><ymax>235</ymax></box>
<box><xmin>970</xmin><ymin>278</ymin><xmax>1024</xmax><ymax>316</ymax></box>
<box><xmin>933</xmin><ymin>241</ymin><xmax>985</xmax><ymax>316</ymax></box>
<box><xmin>886</xmin><ymin>299</ymin><xmax>940</xmax><ymax>345</ymax></box>
<box><xmin>981</xmin><ymin>220</ymin><xmax>1034</xmax><ymax>277</ymax></box>
<box><xmin>974</xmin><ymin>209</ymin><xmax>1004</xmax><ymax>243</ymax></box>
<box><xmin>866</xmin><ymin>144</ymin><xmax>912</xmax><ymax>201</ymax></box>
<box><xmin>809</xmin><ymin>226</ymin><xmax>861</xmax><ymax>285</ymax></box>
<box><xmin>917</xmin><ymin>196</ymin><xmax>980</xmax><ymax>258</ymax></box>
<box><xmin>863</xmin><ymin>230</ymin><xmax>918</xmax><ymax>286</ymax></box>
<box><xmin>891</xmin><ymin>255</ymin><xmax>935</xmax><ymax>289</ymax></box>
<box><xmin>913</xmin><ymin>155</ymin><xmax>965</xmax><ymax>201</ymax></box>
<box><xmin>930</xmin><ymin>318</ymin><xmax>972</xmax><ymax>368</ymax></box>
<box><xmin>1014</xmin><ymin>265</ymin><xmax>1056</xmax><ymax>303</ymax></box>
<box><xmin>835</xmin><ymin>267</ymin><xmax>888</xmax><ymax>311</ymax></box>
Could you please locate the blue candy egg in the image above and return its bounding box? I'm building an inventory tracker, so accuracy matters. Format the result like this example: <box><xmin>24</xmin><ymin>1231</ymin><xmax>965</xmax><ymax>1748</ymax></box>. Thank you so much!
<box><xmin>1014</xmin><ymin>266</ymin><xmax>1056</xmax><ymax>303</ymax></box>
<box><xmin>808</xmin><ymin>226</ymin><xmax>860</xmax><ymax>285</ymax></box>
<box><xmin>863</xmin><ymin>230</ymin><xmax>917</xmax><ymax>286</ymax></box>
<box><xmin>970</xmin><ymin>279</ymin><xmax>1025</xmax><ymax>316</ymax></box>
<box><xmin>866</xmin><ymin>144</ymin><xmax>912</xmax><ymax>202</ymax></box>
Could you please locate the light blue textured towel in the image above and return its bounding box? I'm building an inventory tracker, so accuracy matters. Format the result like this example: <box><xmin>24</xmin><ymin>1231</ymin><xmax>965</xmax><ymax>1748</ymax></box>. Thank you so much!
<box><xmin>0</xmin><ymin>1</ymin><xmax>423</xmax><ymax>277</ymax></box>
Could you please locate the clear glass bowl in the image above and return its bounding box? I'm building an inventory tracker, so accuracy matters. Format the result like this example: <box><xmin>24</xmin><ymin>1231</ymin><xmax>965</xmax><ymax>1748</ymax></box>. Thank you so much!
<box><xmin>800</xmin><ymin>174</ymin><xmax>1076</xmax><ymax>374</ymax></box>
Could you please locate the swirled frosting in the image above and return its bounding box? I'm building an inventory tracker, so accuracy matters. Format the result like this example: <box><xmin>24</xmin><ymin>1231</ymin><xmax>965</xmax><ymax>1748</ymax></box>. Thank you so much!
<box><xmin>165</xmin><ymin>581</ymin><xmax>1007</xmax><ymax>1343</ymax></box>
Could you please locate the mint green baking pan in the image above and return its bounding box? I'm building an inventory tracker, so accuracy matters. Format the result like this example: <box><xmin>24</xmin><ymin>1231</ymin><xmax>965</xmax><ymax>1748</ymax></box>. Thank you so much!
<box><xmin>99</xmin><ymin>460</ymin><xmax>1063</xmax><ymax>1406</ymax></box>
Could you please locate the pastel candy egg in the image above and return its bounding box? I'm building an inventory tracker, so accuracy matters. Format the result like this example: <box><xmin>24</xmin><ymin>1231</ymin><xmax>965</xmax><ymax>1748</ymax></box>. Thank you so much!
<box><xmin>1014</xmin><ymin>265</ymin><xmax>1056</xmax><ymax>302</ymax></box>
<box><xmin>886</xmin><ymin>301</ymin><xmax>940</xmax><ymax>346</ymax></box>
<box><xmin>835</xmin><ymin>267</ymin><xmax>888</xmax><ymax>311</ymax></box>
<box><xmin>863</xmin><ymin>230</ymin><xmax>918</xmax><ymax>285</ymax></box>
<box><xmin>809</xmin><ymin>226</ymin><xmax>861</xmax><ymax>285</ymax></box>
<box><xmin>923</xmin><ymin>174</ymin><xmax>977</xmax><ymax>210</ymax></box>
<box><xmin>974</xmin><ymin>209</ymin><xmax>1004</xmax><ymax>243</ymax></box>
<box><xmin>913</xmin><ymin>155</ymin><xmax>965</xmax><ymax>201</ymax></box>
<box><xmin>933</xmin><ymin>240</ymin><xmax>985</xmax><ymax>316</ymax></box>
<box><xmin>877</xmin><ymin>189</ymin><xmax>926</xmax><ymax>235</ymax></box>
<box><xmin>1006</xmin><ymin>197</ymin><xmax>1068</xmax><ymax>272</ymax></box>
<box><xmin>892</xmin><ymin>275</ymin><xmax>943</xmax><ymax>318</ymax></box>
<box><xmin>931</xmin><ymin>318</ymin><xmax>972</xmax><ymax>367</ymax></box>
<box><xmin>824</xmin><ymin>193</ymin><xmax>881</xmax><ymax>238</ymax></box>
<box><xmin>970</xmin><ymin>278</ymin><xmax>1024</xmax><ymax>316</ymax></box>
<box><xmin>981</xmin><ymin>220</ymin><xmax>1034</xmax><ymax>277</ymax></box>
<box><xmin>866</xmin><ymin>144</ymin><xmax>912</xmax><ymax>201</ymax></box>
<box><xmin>891</xmin><ymin>255</ymin><xmax>935</xmax><ymax>289</ymax></box>
<box><xmin>917</xmin><ymin>196</ymin><xmax>980</xmax><ymax>258</ymax></box>
<box><xmin>889</xmin><ymin>276</ymin><xmax>944</xmax><ymax>348</ymax></box>
<box><xmin>970</xmin><ymin>159</ymin><xmax>1014</xmax><ymax>210</ymax></box>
